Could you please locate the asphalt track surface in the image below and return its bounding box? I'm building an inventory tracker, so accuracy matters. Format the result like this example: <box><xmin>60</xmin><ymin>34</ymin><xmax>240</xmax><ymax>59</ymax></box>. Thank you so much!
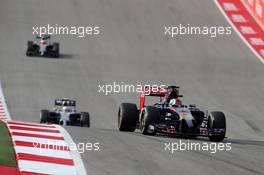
<box><xmin>1</xmin><ymin>0</ymin><xmax>264</xmax><ymax>174</ymax></box>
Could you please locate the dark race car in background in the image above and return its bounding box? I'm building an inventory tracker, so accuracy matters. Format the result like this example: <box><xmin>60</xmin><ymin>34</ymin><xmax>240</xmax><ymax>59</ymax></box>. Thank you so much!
<box><xmin>118</xmin><ymin>86</ymin><xmax>226</xmax><ymax>142</ymax></box>
<box><xmin>26</xmin><ymin>34</ymin><xmax>60</xmax><ymax>58</ymax></box>
<box><xmin>40</xmin><ymin>98</ymin><xmax>90</xmax><ymax>127</ymax></box>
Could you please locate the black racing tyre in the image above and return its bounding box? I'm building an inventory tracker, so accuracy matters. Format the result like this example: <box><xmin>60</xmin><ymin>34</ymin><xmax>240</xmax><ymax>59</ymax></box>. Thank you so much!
<box><xmin>26</xmin><ymin>41</ymin><xmax>34</xmax><ymax>56</ymax></box>
<box><xmin>141</xmin><ymin>106</ymin><xmax>160</xmax><ymax>135</ymax></box>
<box><xmin>27</xmin><ymin>41</ymin><xmax>33</xmax><ymax>47</ymax></box>
<box><xmin>191</xmin><ymin>110</ymin><xmax>205</xmax><ymax>126</ymax></box>
<box><xmin>53</xmin><ymin>43</ymin><xmax>60</xmax><ymax>58</ymax></box>
<box><xmin>118</xmin><ymin>103</ymin><xmax>138</xmax><ymax>132</ymax></box>
<box><xmin>80</xmin><ymin>112</ymin><xmax>90</xmax><ymax>127</ymax></box>
<box><xmin>40</xmin><ymin>110</ymin><xmax>49</xmax><ymax>123</ymax></box>
<box><xmin>208</xmin><ymin>111</ymin><xmax>226</xmax><ymax>142</ymax></box>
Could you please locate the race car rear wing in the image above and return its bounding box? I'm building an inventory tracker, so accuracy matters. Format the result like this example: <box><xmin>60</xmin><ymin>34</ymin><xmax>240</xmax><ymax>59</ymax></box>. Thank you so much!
<box><xmin>55</xmin><ymin>99</ymin><xmax>76</xmax><ymax>107</ymax></box>
<box><xmin>142</xmin><ymin>86</ymin><xmax>167</xmax><ymax>96</ymax></box>
<box><xmin>139</xmin><ymin>85</ymin><xmax>182</xmax><ymax>110</ymax></box>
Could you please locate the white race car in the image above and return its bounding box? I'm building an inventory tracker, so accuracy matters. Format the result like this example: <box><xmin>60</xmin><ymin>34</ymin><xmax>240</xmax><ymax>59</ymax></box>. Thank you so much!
<box><xmin>26</xmin><ymin>34</ymin><xmax>60</xmax><ymax>58</ymax></box>
<box><xmin>40</xmin><ymin>98</ymin><xmax>90</xmax><ymax>127</ymax></box>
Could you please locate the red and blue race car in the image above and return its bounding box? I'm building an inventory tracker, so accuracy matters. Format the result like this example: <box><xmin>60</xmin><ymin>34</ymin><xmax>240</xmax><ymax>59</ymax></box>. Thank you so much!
<box><xmin>118</xmin><ymin>86</ymin><xmax>226</xmax><ymax>142</ymax></box>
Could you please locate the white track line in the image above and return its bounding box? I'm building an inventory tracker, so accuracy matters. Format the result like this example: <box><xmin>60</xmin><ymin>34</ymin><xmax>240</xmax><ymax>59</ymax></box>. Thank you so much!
<box><xmin>19</xmin><ymin>160</ymin><xmax>77</xmax><ymax>175</ymax></box>
<box><xmin>8</xmin><ymin>123</ymin><xmax>60</xmax><ymax>131</ymax></box>
<box><xmin>0</xmin><ymin>81</ymin><xmax>11</xmax><ymax>120</ymax></box>
<box><xmin>12</xmin><ymin>135</ymin><xmax>67</xmax><ymax>146</ymax></box>
<box><xmin>15</xmin><ymin>146</ymin><xmax>72</xmax><ymax>159</ymax></box>
<box><xmin>10</xmin><ymin>129</ymin><xmax>63</xmax><ymax>137</ymax></box>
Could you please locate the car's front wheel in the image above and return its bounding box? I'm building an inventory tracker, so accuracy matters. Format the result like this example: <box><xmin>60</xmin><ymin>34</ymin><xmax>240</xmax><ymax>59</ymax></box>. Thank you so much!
<box><xmin>40</xmin><ymin>109</ymin><xmax>49</xmax><ymax>123</ymax></box>
<box><xmin>118</xmin><ymin>103</ymin><xmax>138</xmax><ymax>132</ymax></box>
<box><xmin>80</xmin><ymin>112</ymin><xmax>90</xmax><ymax>127</ymax></box>
<box><xmin>208</xmin><ymin>111</ymin><xmax>226</xmax><ymax>142</ymax></box>
<box><xmin>140</xmin><ymin>106</ymin><xmax>160</xmax><ymax>135</ymax></box>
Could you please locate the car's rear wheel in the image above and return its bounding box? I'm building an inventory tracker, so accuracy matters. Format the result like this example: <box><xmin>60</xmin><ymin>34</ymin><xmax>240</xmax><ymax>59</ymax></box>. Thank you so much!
<box><xmin>80</xmin><ymin>112</ymin><xmax>90</xmax><ymax>127</ymax></box>
<box><xmin>118</xmin><ymin>103</ymin><xmax>138</xmax><ymax>132</ymax></box>
<box><xmin>53</xmin><ymin>43</ymin><xmax>60</xmax><ymax>58</ymax></box>
<box><xmin>208</xmin><ymin>111</ymin><xmax>226</xmax><ymax>142</ymax></box>
<box><xmin>141</xmin><ymin>106</ymin><xmax>160</xmax><ymax>135</ymax></box>
<box><xmin>40</xmin><ymin>110</ymin><xmax>49</xmax><ymax>123</ymax></box>
<box><xmin>27</xmin><ymin>41</ymin><xmax>33</xmax><ymax>48</ymax></box>
<box><xmin>26</xmin><ymin>41</ymin><xmax>34</xmax><ymax>56</ymax></box>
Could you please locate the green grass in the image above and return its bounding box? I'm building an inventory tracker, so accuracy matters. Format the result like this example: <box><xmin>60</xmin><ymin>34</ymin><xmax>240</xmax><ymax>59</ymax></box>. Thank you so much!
<box><xmin>0</xmin><ymin>121</ymin><xmax>17</xmax><ymax>167</ymax></box>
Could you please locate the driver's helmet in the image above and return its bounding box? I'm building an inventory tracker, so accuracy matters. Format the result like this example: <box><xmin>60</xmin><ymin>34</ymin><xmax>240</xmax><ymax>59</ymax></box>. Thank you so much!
<box><xmin>37</xmin><ymin>35</ymin><xmax>50</xmax><ymax>43</ymax></box>
<box><xmin>169</xmin><ymin>98</ymin><xmax>182</xmax><ymax>106</ymax></box>
<box><xmin>62</xmin><ymin>106</ymin><xmax>72</xmax><ymax>113</ymax></box>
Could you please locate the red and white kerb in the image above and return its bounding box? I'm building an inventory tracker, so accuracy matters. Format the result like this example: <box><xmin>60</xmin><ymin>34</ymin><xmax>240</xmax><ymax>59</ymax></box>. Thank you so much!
<box><xmin>0</xmin><ymin>82</ymin><xmax>10</xmax><ymax>120</ymax></box>
<box><xmin>216</xmin><ymin>0</ymin><xmax>264</xmax><ymax>64</ymax></box>
<box><xmin>6</xmin><ymin>121</ymin><xmax>77</xmax><ymax>175</ymax></box>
